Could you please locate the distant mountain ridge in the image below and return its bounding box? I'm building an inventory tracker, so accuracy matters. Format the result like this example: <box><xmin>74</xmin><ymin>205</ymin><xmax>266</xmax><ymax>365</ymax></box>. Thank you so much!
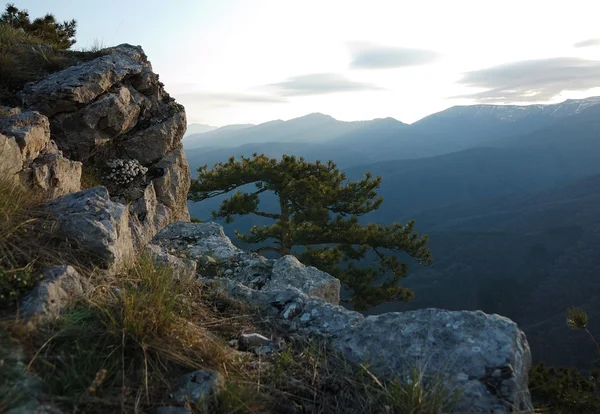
<box><xmin>183</xmin><ymin>123</ymin><xmax>217</xmax><ymax>137</ymax></box>
<box><xmin>184</xmin><ymin>96</ymin><xmax>600</xmax><ymax>161</ymax></box>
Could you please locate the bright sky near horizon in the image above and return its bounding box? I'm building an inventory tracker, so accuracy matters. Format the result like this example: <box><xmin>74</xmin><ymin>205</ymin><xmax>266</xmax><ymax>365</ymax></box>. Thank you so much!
<box><xmin>14</xmin><ymin>0</ymin><xmax>600</xmax><ymax>126</ymax></box>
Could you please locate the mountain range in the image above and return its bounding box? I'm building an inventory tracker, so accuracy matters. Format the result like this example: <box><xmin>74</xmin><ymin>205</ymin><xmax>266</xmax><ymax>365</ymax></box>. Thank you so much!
<box><xmin>184</xmin><ymin>96</ymin><xmax>600</xmax><ymax>160</ymax></box>
<box><xmin>184</xmin><ymin>96</ymin><xmax>600</xmax><ymax>370</ymax></box>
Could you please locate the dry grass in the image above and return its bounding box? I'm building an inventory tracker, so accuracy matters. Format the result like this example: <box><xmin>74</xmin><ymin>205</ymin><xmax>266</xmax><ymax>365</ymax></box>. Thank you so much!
<box><xmin>0</xmin><ymin>176</ymin><xmax>60</xmax><ymax>308</ymax></box>
<box><xmin>1</xmin><ymin>251</ymin><xmax>460</xmax><ymax>413</ymax></box>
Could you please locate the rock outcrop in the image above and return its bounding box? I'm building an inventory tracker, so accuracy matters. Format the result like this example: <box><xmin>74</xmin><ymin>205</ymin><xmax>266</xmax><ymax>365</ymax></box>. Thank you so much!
<box><xmin>0</xmin><ymin>107</ymin><xmax>81</xmax><ymax>199</ymax></box>
<box><xmin>5</xmin><ymin>44</ymin><xmax>191</xmax><ymax>251</ymax></box>
<box><xmin>44</xmin><ymin>187</ymin><xmax>134</xmax><ymax>268</ymax></box>
<box><xmin>152</xmin><ymin>222</ymin><xmax>534</xmax><ymax>413</ymax></box>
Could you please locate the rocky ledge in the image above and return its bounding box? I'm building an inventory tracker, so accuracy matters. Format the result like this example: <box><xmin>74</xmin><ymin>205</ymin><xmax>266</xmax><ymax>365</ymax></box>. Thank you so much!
<box><xmin>150</xmin><ymin>222</ymin><xmax>534</xmax><ymax>413</ymax></box>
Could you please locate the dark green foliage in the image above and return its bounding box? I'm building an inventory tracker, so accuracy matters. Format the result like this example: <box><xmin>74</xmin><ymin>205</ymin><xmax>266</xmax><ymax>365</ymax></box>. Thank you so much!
<box><xmin>1</xmin><ymin>3</ymin><xmax>77</xmax><ymax>49</ymax></box>
<box><xmin>189</xmin><ymin>153</ymin><xmax>432</xmax><ymax>309</ymax></box>
<box><xmin>529</xmin><ymin>362</ymin><xmax>600</xmax><ymax>413</ymax></box>
<box><xmin>0</xmin><ymin>267</ymin><xmax>41</xmax><ymax>306</ymax></box>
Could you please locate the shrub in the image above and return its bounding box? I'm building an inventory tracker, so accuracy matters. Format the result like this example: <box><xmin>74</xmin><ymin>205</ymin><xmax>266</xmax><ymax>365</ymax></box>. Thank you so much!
<box><xmin>0</xmin><ymin>4</ymin><xmax>77</xmax><ymax>50</ymax></box>
<box><xmin>529</xmin><ymin>362</ymin><xmax>600</xmax><ymax>413</ymax></box>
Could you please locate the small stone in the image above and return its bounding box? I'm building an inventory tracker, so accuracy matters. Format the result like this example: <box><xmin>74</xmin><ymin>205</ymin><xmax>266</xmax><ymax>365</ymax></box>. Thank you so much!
<box><xmin>172</xmin><ymin>370</ymin><xmax>223</xmax><ymax>404</ymax></box>
<box><xmin>239</xmin><ymin>333</ymin><xmax>271</xmax><ymax>351</ymax></box>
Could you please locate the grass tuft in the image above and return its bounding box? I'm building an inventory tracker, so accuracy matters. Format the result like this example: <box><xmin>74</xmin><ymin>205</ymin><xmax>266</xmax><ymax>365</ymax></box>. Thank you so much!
<box><xmin>0</xmin><ymin>176</ymin><xmax>53</xmax><ymax>307</ymax></box>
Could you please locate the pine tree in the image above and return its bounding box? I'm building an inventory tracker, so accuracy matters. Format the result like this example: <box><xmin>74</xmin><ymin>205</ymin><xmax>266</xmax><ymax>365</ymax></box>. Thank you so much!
<box><xmin>1</xmin><ymin>4</ymin><xmax>77</xmax><ymax>49</ymax></box>
<box><xmin>189</xmin><ymin>153</ymin><xmax>432</xmax><ymax>310</ymax></box>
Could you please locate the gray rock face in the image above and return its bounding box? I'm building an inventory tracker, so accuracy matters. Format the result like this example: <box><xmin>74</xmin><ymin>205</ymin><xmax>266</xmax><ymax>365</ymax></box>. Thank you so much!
<box><xmin>19</xmin><ymin>44</ymin><xmax>151</xmax><ymax>118</ymax></box>
<box><xmin>44</xmin><ymin>187</ymin><xmax>134</xmax><ymax>267</ymax></box>
<box><xmin>152</xmin><ymin>222</ymin><xmax>339</xmax><ymax>305</ymax></box>
<box><xmin>333</xmin><ymin>309</ymin><xmax>533</xmax><ymax>413</ymax></box>
<box><xmin>122</xmin><ymin>111</ymin><xmax>186</xmax><ymax>165</ymax></box>
<box><xmin>129</xmin><ymin>182</ymin><xmax>172</xmax><ymax>250</ymax></box>
<box><xmin>20</xmin><ymin>152</ymin><xmax>82</xmax><ymax>199</ymax></box>
<box><xmin>153</xmin><ymin>221</ymin><xmax>241</xmax><ymax>259</ymax></box>
<box><xmin>146</xmin><ymin>244</ymin><xmax>197</xmax><ymax>280</ymax></box>
<box><xmin>0</xmin><ymin>110</ymin><xmax>49</xmax><ymax>165</ymax></box>
<box><xmin>20</xmin><ymin>266</ymin><xmax>89</xmax><ymax>320</ymax></box>
<box><xmin>0</xmin><ymin>109</ymin><xmax>81</xmax><ymax>198</ymax></box>
<box><xmin>269</xmin><ymin>256</ymin><xmax>340</xmax><ymax>305</ymax></box>
<box><xmin>152</xmin><ymin>146</ymin><xmax>191</xmax><ymax>222</ymax></box>
<box><xmin>172</xmin><ymin>370</ymin><xmax>223</xmax><ymax>405</ymax></box>
<box><xmin>15</xmin><ymin>43</ymin><xmax>190</xmax><ymax>246</ymax></box>
<box><xmin>157</xmin><ymin>221</ymin><xmax>533</xmax><ymax>413</ymax></box>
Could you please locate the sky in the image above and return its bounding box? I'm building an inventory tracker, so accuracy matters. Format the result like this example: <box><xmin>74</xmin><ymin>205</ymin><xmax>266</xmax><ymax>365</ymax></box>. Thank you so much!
<box><xmin>14</xmin><ymin>0</ymin><xmax>600</xmax><ymax>126</ymax></box>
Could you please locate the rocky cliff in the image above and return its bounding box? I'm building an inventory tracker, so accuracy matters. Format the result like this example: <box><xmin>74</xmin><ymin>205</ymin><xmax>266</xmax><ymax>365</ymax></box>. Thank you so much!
<box><xmin>0</xmin><ymin>44</ymin><xmax>533</xmax><ymax>413</ymax></box>
<box><xmin>1</xmin><ymin>44</ymin><xmax>190</xmax><ymax>258</ymax></box>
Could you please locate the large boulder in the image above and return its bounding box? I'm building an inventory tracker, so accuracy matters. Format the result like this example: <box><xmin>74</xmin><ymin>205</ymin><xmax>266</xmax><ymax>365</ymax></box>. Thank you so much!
<box><xmin>333</xmin><ymin>309</ymin><xmax>533</xmax><ymax>413</ymax></box>
<box><xmin>44</xmin><ymin>187</ymin><xmax>134</xmax><ymax>268</ymax></box>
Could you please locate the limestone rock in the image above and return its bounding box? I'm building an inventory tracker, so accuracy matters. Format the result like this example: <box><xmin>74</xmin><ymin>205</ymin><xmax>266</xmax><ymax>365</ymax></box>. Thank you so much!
<box><xmin>0</xmin><ymin>126</ymin><xmax>23</xmax><ymax>178</ymax></box>
<box><xmin>332</xmin><ymin>309</ymin><xmax>533</xmax><ymax>413</ymax></box>
<box><xmin>44</xmin><ymin>187</ymin><xmax>134</xmax><ymax>268</ymax></box>
<box><xmin>122</xmin><ymin>110</ymin><xmax>186</xmax><ymax>165</ymax></box>
<box><xmin>269</xmin><ymin>255</ymin><xmax>340</xmax><ymax>305</ymax></box>
<box><xmin>0</xmin><ymin>108</ymin><xmax>81</xmax><ymax>198</ymax></box>
<box><xmin>172</xmin><ymin>370</ymin><xmax>224</xmax><ymax>405</ymax></box>
<box><xmin>129</xmin><ymin>182</ymin><xmax>171</xmax><ymax>250</ymax></box>
<box><xmin>18</xmin><ymin>44</ymin><xmax>151</xmax><ymax>117</ymax></box>
<box><xmin>0</xmin><ymin>110</ymin><xmax>50</xmax><ymax>166</ymax></box>
<box><xmin>153</xmin><ymin>223</ymin><xmax>341</xmax><ymax>305</ymax></box>
<box><xmin>163</xmin><ymin>221</ymin><xmax>533</xmax><ymax>412</ymax></box>
<box><xmin>239</xmin><ymin>333</ymin><xmax>271</xmax><ymax>350</ymax></box>
<box><xmin>151</xmin><ymin>145</ymin><xmax>191</xmax><ymax>222</ymax></box>
<box><xmin>50</xmin><ymin>85</ymin><xmax>149</xmax><ymax>159</ymax></box>
<box><xmin>20</xmin><ymin>152</ymin><xmax>82</xmax><ymax>199</ymax></box>
<box><xmin>153</xmin><ymin>222</ymin><xmax>241</xmax><ymax>260</ymax></box>
<box><xmin>20</xmin><ymin>266</ymin><xmax>89</xmax><ymax>320</ymax></box>
<box><xmin>146</xmin><ymin>244</ymin><xmax>197</xmax><ymax>280</ymax></box>
<box><xmin>15</xmin><ymin>43</ymin><xmax>190</xmax><ymax>235</ymax></box>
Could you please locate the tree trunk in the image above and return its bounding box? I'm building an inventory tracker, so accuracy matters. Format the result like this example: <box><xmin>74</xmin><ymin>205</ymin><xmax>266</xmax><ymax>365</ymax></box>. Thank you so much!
<box><xmin>279</xmin><ymin>196</ymin><xmax>290</xmax><ymax>256</ymax></box>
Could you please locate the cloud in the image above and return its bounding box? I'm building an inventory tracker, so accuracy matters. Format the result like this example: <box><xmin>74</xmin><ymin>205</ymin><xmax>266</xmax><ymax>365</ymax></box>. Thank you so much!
<box><xmin>453</xmin><ymin>57</ymin><xmax>600</xmax><ymax>103</ymax></box>
<box><xmin>574</xmin><ymin>38</ymin><xmax>600</xmax><ymax>48</ymax></box>
<box><xmin>348</xmin><ymin>42</ymin><xmax>440</xmax><ymax>69</ymax></box>
<box><xmin>268</xmin><ymin>73</ymin><xmax>384</xmax><ymax>96</ymax></box>
<box><xmin>175</xmin><ymin>92</ymin><xmax>287</xmax><ymax>109</ymax></box>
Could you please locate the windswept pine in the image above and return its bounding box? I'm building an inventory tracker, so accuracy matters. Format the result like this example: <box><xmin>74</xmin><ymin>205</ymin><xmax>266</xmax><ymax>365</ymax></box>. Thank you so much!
<box><xmin>189</xmin><ymin>153</ymin><xmax>432</xmax><ymax>309</ymax></box>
